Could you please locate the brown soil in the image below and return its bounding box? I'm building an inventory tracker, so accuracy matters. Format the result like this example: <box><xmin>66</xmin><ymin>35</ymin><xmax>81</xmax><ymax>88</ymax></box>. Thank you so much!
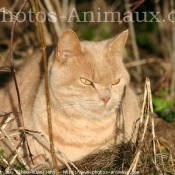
<box><xmin>155</xmin><ymin>117</ymin><xmax>175</xmax><ymax>153</ymax></box>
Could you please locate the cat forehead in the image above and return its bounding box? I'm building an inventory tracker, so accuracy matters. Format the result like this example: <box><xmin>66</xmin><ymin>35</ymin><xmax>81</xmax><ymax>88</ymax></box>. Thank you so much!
<box><xmin>80</xmin><ymin>40</ymin><xmax>109</xmax><ymax>63</ymax></box>
<box><xmin>71</xmin><ymin>41</ymin><xmax>117</xmax><ymax>83</ymax></box>
<box><xmin>81</xmin><ymin>40</ymin><xmax>108</xmax><ymax>53</ymax></box>
<box><xmin>80</xmin><ymin>41</ymin><xmax>107</xmax><ymax>64</ymax></box>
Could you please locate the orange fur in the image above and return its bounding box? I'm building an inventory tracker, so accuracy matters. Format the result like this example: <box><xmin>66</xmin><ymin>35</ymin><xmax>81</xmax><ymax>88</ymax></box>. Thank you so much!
<box><xmin>0</xmin><ymin>30</ymin><xmax>140</xmax><ymax>169</ymax></box>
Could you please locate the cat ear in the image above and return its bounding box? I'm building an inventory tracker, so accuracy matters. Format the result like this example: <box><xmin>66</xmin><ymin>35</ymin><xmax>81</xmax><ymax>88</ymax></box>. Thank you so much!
<box><xmin>108</xmin><ymin>30</ymin><xmax>128</xmax><ymax>59</ymax></box>
<box><xmin>56</xmin><ymin>29</ymin><xmax>82</xmax><ymax>62</ymax></box>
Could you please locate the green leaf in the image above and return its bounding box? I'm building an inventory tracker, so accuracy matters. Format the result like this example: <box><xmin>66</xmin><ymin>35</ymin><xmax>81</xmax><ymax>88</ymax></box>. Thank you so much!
<box><xmin>160</xmin><ymin>108</ymin><xmax>175</xmax><ymax>122</ymax></box>
<box><xmin>152</xmin><ymin>96</ymin><xmax>174</xmax><ymax>112</ymax></box>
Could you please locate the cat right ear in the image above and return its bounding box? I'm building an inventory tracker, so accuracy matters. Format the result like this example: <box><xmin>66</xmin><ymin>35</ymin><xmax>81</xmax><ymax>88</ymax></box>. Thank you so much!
<box><xmin>108</xmin><ymin>30</ymin><xmax>129</xmax><ymax>60</ymax></box>
<box><xmin>56</xmin><ymin>30</ymin><xmax>82</xmax><ymax>63</ymax></box>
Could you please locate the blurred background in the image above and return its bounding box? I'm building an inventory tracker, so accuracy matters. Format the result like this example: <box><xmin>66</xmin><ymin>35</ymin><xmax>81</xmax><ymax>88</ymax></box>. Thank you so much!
<box><xmin>0</xmin><ymin>0</ymin><xmax>175</xmax><ymax>151</ymax></box>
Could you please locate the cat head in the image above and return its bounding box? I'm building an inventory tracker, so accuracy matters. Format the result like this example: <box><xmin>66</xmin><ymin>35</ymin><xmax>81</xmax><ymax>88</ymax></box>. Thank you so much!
<box><xmin>50</xmin><ymin>30</ymin><xmax>130</xmax><ymax>118</ymax></box>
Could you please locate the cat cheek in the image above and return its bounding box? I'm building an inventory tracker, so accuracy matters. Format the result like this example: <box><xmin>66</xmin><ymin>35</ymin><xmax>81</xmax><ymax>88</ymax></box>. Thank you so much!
<box><xmin>111</xmin><ymin>87</ymin><xmax>122</xmax><ymax>96</ymax></box>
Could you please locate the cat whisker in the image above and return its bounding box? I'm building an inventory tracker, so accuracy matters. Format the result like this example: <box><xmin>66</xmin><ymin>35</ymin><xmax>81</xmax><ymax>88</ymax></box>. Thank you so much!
<box><xmin>55</xmin><ymin>103</ymin><xmax>99</xmax><ymax>111</ymax></box>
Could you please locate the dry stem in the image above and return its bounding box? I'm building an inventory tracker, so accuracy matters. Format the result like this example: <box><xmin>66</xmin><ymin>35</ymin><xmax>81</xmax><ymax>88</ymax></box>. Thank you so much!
<box><xmin>125</xmin><ymin>0</ymin><xmax>142</xmax><ymax>83</ymax></box>
<box><xmin>127</xmin><ymin>78</ymin><xmax>160</xmax><ymax>174</ymax></box>
<box><xmin>8</xmin><ymin>0</ymin><xmax>33</xmax><ymax>167</ymax></box>
<box><xmin>170</xmin><ymin>0</ymin><xmax>175</xmax><ymax>97</ymax></box>
<box><xmin>33</xmin><ymin>0</ymin><xmax>58</xmax><ymax>174</ymax></box>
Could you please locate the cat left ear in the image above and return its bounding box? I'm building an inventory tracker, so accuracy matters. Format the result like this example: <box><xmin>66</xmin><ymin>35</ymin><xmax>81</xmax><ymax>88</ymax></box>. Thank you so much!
<box><xmin>56</xmin><ymin>29</ymin><xmax>82</xmax><ymax>63</ymax></box>
<box><xmin>109</xmin><ymin>30</ymin><xmax>129</xmax><ymax>59</ymax></box>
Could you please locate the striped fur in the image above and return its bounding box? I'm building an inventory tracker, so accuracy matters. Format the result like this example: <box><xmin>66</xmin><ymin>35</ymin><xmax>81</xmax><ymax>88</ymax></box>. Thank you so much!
<box><xmin>0</xmin><ymin>30</ymin><xmax>140</xmax><ymax>168</ymax></box>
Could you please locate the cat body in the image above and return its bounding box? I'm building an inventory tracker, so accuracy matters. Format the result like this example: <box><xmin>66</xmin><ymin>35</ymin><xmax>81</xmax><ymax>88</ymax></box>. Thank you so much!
<box><xmin>0</xmin><ymin>30</ymin><xmax>140</xmax><ymax>168</ymax></box>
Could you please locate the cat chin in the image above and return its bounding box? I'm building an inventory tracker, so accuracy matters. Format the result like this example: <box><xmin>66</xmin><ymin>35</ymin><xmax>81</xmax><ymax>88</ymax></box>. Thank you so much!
<box><xmin>64</xmin><ymin>102</ymin><xmax>117</xmax><ymax>119</ymax></box>
<box><xmin>78</xmin><ymin>107</ymin><xmax>115</xmax><ymax>119</ymax></box>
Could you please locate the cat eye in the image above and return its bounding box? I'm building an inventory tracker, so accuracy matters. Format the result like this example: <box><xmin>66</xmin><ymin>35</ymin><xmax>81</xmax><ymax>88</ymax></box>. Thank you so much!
<box><xmin>112</xmin><ymin>78</ymin><xmax>120</xmax><ymax>85</ymax></box>
<box><xmin>80</xmin><ymin>78</ymin><xmax>93</xmax><ymax>85</ymax></box>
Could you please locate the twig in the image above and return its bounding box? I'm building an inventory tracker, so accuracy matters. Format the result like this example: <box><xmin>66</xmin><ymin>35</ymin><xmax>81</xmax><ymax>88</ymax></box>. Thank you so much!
<box><xmin>33</xmin><ymin>0</ymin><xmax>59</xmax><ymax>174</ymax></box>
<box><xmin>0</xmin><ymin>132</ymin><xmax>21</xmax><ymax>140</ymax></box>
<box><xmin>125</xmin><ymin>0</ymin><xmax>142</xmax><ymax>83</ymax></box>
<box><xmin>25</xmin><ymin>129</ymin><xmax>82</xmax><ymax>174</ymax></box>
<box><xmin>9</xmin><ymin>0</ymin><xmax>33</xmax><ymax>165</ymax></box>
<box><xmin>43</xmin><ymin>0</ymin><xmax>61</xmax><ymax>38</ymax></box>
<box><xmin>0</xmin><ymin>113</ymin><xmax>15</xmax><ymax>134</ymax></box>
<box><xmin>68</xmin><ymin>0</ymin><xmax>76</xmax><ymax>29</ymax></box>
<box><xmin>131</xmin><ymin>0</ymin><xmax>145</xmax><ymax>13</ymax></box>
<box><xmin>9</xmin><ymin>0</ymin><xmax>26</xmax><ymax>135</ymax></box>
<box><xmin>139</xmin><ymin>78</ymin><xmax>148</xmax><ymax>124</ymax></box>
<box><xmin>147</xmin><ymin>78</ymin><xmax>157</xmax><ymax>166</ymax></box>
<box><xmin>0</xmin><ymin>156</ymin><xmax>21</xmax><ymax>175</ymax></box>
<box><xmin>155</xmin><ymin>139</ymin><xmax>165</xmax><ymax>170</ymax></box>
<box><xmin>10</xmin><ymin>0</ymin><xmax>21</xmax><ymax>12</ymax></box>
<box><xmin>62</xmin><ymin>0</ymin><xmax>69</xmax><ymax>22</ymax></box>
<box><xmin>127</xmin><ymin>78</ymin><xmax>161</xmax><ymax>174</ymax></box>
<box><xmin>53</xmin><ymin>0</ymin><xmax>62</xmax><ymax>19</ymax></box>
<box><xmin>5</xmin><ymin>140</ymin><xmax>24</xmax><ymax>172</ymax></box>
<box><xmin>125</xmin><ymin>57</ymin><xmax>168</xmax><ymax>68</ymax></box>
<box><xmin>170</xmin><ymin>0</ymin><xmax>175</xmax><ymax>98</ymax></box>
<box><xmin>154</xmin><ymin>0</ymin><xmax>169</xmax><ymax>61</ymax></box>
<box><xmin>1</xmin><ymin>129</ymin><xmax>29</xmax><ymax>170</ymax></box>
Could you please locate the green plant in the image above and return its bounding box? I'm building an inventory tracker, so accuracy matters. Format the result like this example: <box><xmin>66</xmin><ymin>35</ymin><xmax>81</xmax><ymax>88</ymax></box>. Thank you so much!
<box><xmin>152</xmin><ymin>89</ymin><xmax>175</xmax><ymax>122</ymax></box>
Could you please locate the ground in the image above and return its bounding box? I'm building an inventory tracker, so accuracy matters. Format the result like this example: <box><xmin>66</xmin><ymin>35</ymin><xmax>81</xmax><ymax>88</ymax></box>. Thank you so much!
<box><xmin>155</xmin><ymin>117</ymin><xmax>175</xmax><ymax>153</ymax></box>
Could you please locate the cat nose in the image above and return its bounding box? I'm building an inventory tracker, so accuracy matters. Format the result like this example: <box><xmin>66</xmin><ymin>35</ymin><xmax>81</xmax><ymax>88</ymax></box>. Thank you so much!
<box><xmin>101</xmin><ymin>96</ymin><xmax>110</xmax><ymax>104</ymax></box>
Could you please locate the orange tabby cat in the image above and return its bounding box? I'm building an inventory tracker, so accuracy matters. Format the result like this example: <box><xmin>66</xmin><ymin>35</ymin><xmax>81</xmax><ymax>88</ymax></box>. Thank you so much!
<box><xmin>0</xmin><ymin>30</ymin><xmax>140</xmax><ymax>169</ymax></box>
